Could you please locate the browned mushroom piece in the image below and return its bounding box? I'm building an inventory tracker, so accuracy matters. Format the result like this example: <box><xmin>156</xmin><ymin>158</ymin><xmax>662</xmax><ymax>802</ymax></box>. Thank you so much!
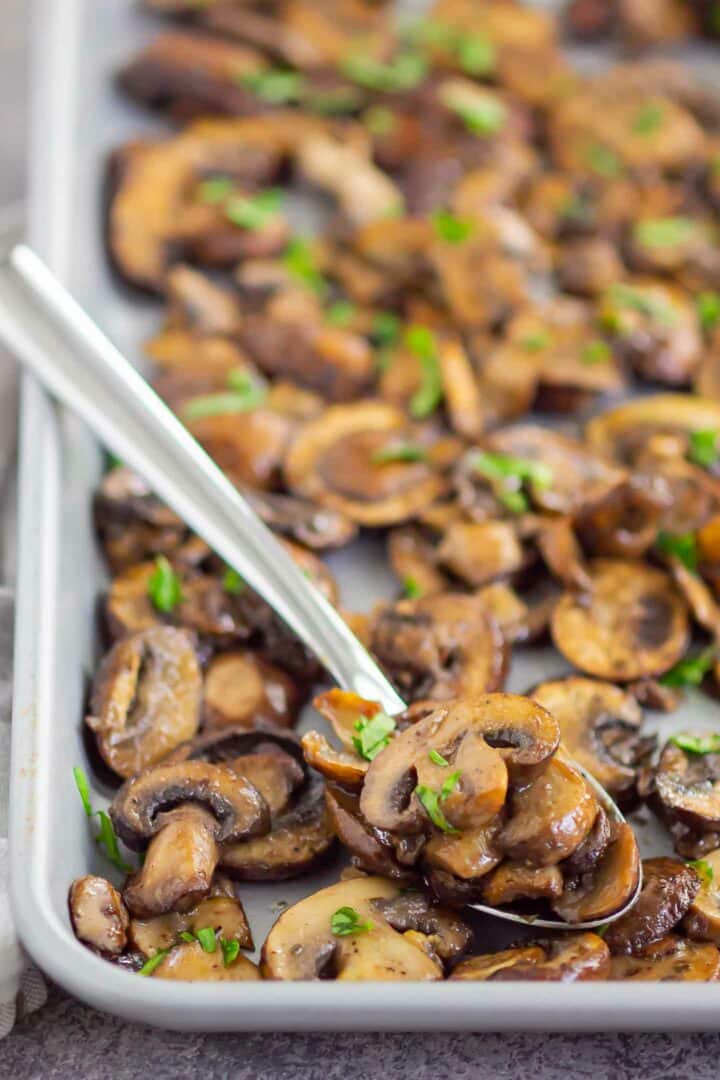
<box><xmin>369</xmin><ymin>593</ymin><xmax>508</xmax><ymax>704</ymax></box>
<box><xmin>436</xmin><ymin>521</ymin><xmax>524</xmax><ymax>588</ymax></box>
<box><xmin>556</xmin><ymin>237</ymin><xmax>625</xmax><ymax>298</ymax></box>
<box><xmin>534</xmin><ymin>516</ymin><xmax>592</xmax><ymax>592</ymax></box>
<box><xmin>586</xmin><ymin>394</ymin><xmax>720</xmax><ymax>466</ymax></box>
<box><xmin>499</xmin><ymin>758</ymin><xmax>599</xmax><ymax>867</ymax></box>
<box><xmin>151</xmin><ymin>940</ymin><xmax>261</xmax><ymax>981</ymax></box>
<box><xmin>531</xmin><ymin>677</ymin><xmax>655</xmax><ymax>803</ymax></box>
<box><xmin>562</xmin><ymin>806</ymin><xmax>613</xmax><ymax>879</ymax></box>
<box><xmin>129</xmin><ymin>888</ymin><xmax>254</xmax><ymax>958</ymax></box>
<box><xmin>261</xmin><ymin>877</ymin><xmax>467</xmax><ymax>981</ymax></box>
<box><xmin>451</xmin><ymin>933</ymin><xmax>611</xmax><ymax>982</ymax></box>
<box><xmin>609</xmin><ymin>935</ymin><xmax>720</xmax><ymax>981</ymax></box>
<box><xmin>301</xmin><ymin>730</ymin><xmax>369</xmax><ymax>790</ymax></box>
<box><xmin>284</xmin><ymin>402</ymin><xmax>447</xmax><ymax>526</ymax></box>
<box><xmin>387</xmin><ymin>526</ymin><xmax>449</xmax><ymax>598</ymax></box>
<box><xmin>69</xmin><ymin>876</ymin><xmax>130</xmax><ymax>956</ymax></box>
<box><xmin>481</xmin><ymin>862</ymin><xmax>564</xmax><ymax>906</ymax></box>
<box><xmin>551</xmin><ymin>559</ymin><xmax>689</xmax><ymax>682</ymax></box>
<box><xmin>325</xmin><ymin>783</ymin><xmax>422</xmax><ymax>882</ymax></box>
<box><xmin>85</xmin><ymin>627</ymin><xmax>202</xmax><ymax>779</ymax></box>
<box><xmin>642</xmin><ymin>736</ymin><xmax>720</xmax><ymax>836</ymax></box>
<box><xmin>93</xmin><ymin>467</ymin><xmax>187</xmax><ymax>573</ymax></box>
<box><xmin>482</xmin><ymin>425</ymin><xmax>626</xmax><ymax>516</ymax></box>
<box><xmin>360</xmin><ymin>695</ymin><xmax>560</xmax><ymax>834</ymax></box>
<box><xmin>242</xmin><ymin>488</ymin><xmax>357</xmax><ymax>550</ymax></box>
<box><xmin>297</xmin><ymin>134</ymin><xmax>404</xmax><ymax>226</ymax></box>
<box><xmin>203</xmin><ymin>650</ymin><xmax>301</xmax><ymax>731</ymax></box>
<box><xmin>279</xmin><ymin>538</ymin><xmax>339</xmax><ymax>606</ymax></box>
<box><xmin>682</xmin><ymin>849</ymin><xmax>720</xmax><ymax>943</ymax></box>
<box><xmin>423</xmin><ymin>817</ymin><xmax>504</xmax><ymax>884</ymax></box>
<box><xmin>553</xmin><ymin>822</ymin><xmax>641</xmax><ymax>924</ymax></box>
<box><xmin>576</xmin><ymin>474</ymin><xmax>671</xmax><ymax>560</ymax></box>
<box><xmin>437</xmin><ymin>335</ymin><xmax>486</xmax><ymax>440</ymax></box>
<box><xmin>371</xmin><ymin>890</ymin><xmax>472</xmax><ymax>964</ymax></box>
<box><xmin>603</xmin><ymin>857</ymin><xmax>700</xmax><ymax>955</ymax></box>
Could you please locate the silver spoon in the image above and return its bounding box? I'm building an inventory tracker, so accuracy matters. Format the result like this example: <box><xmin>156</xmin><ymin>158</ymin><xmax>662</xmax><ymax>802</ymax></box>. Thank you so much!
<box><xmin>0</xmin><ymin>242</ymin><xmax>641</xmax><ymax>930</ymax></box>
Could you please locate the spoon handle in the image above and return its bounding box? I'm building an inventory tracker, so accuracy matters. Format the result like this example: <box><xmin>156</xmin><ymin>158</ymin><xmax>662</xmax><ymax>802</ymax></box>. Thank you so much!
<box><xmin>0</xmin><ymin>243</ymin><xmax>406</xmax><ymax>714</ymax></box>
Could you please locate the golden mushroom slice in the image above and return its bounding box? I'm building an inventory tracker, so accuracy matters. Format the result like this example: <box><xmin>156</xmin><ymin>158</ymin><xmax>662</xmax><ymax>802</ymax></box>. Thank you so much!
<box><xmin>284</xmin><ymin>402</ymin><xmax>447</xmax><ymax>526</ymax></box>
<box><xmin>150</xmin><ymin>940</ymin><xmax>261</xmax><ymax>981</ymax></box>
<box><xmin>69</xmin><ymin>876</ymin><xmax>129</xmax><ymax>956</ymax></box>
<box><xmin>451</xmin><ymin>933</ymin><xmax>611</xmax><ymax>982</ymax></box>
<box><xmin>387</xmin><ymin>525</ymin><xmax>449</xmax><ymax>598</ymax></box>
<box><xmin>610</xmin><ymin>935</ymin><xmax>720</xmax><ymax>981</ymax></box>
<box><xmin>531</xmin><ymin>677</ymin><xmax>654</xmax><ymax>803</ymax></box>
<box><xmin>481</xmin><ymin>862</ymin><xmax>564</xmax><ymax>906</ymax></box>
<box><xmin>369</xmin><ymin>593</ymin><xmax>508</xmax><ymax>704</ymax></box>
<box><xmin>603</xmin><ymin>857</ymin><xmax>701</xmax><ymax>956</ymax></box>
<box><xmin>436</xmin><ymin>521</ymin><xmax>524</xmax><ymax>588</ymax></box>
<box><xmin>360</xmin><ymin>695</ymin><xmax>560</xmax><ymax>835</ymax></box>
<box><xmin>424</xmin><ymin>820</ymin><xmax>504</xmax><ymax>884</ymax></box>
<box><xmin>553</xmin><ymin>822</ymin><xmax>641</xmax><ymax>924</ymax></box>
<box><xmin>261</xmin><ymin>877</ymin><xmax>467</xmax><ymax>981</ymax></box>
<box><xmin>203</xmin><ymin>650</ymin><xmax>301</xmax><ymax>731</ymax></box>
<box><xmin>586</xmin><ymin>393</ymin><xmax>720</xmax><ymax>464</ymax></box>
<box><xmin>301</xmin><ymin>730</ymin><xmax>368</xmax><ymax>790</ymax></box>
<box><xmin>551</xmin><ymin>559</ymin><xmax>689</xmax><ymax>681</ymax></box>
<box><xmin>499</xmin><ymin>759</ymin><xmax>599</xmax><ymax>867</ymax></box>
<box><xmin>683</xmin><ymin>850</ymin><xmax>720</xmax><ymax>944</ymax></box>
<box><xmin>129</xmin><ymin>890</ymin><xmax>254</xmax><ymax>958</ymax></box>
<box><xmin>85</xmin><ymin>627</ymin><xmax>202</xmax><ymax>779</ymax></box>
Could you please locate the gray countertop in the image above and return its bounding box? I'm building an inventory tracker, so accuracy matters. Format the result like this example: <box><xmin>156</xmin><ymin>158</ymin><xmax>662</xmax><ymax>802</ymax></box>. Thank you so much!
<box><xmin>2</xmin><ymin>3</ymin><xmax>720</xmax><ymax>1076</ymax></box>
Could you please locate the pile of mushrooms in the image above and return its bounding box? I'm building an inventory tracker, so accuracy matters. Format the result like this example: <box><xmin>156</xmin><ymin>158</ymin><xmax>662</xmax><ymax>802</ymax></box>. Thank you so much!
<box><xmin>67</xmin><ymin>0</ymin><xmax>720</xmax><ymax>982</ymax></box>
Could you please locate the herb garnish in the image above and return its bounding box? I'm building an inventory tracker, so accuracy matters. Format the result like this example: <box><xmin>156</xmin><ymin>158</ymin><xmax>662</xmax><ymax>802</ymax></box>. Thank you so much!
<box><xmin>198</xmin><ymin>176</ymin><xmax>235</xmax><ymax>204</ymax></box>
<box><xmin>405</xmin><ymin>326</ymin><xmax>443</xmax><ymax>419</ymax></box>
<box><xmin>223</xmin><ymin>567</ymin><xmax>246</xmax><ymax>596</ymax></box>
<box><xmin>656</xmin><ymin>531</ymin><xmax>698</xmax><ymax>572</ymax></box>
<box><xmin>183</xmin><ymin>379</ymin><xmax>267</xmax><ymax>420</ymax></box>
<box><xmin>403</xmin><ymin>577</ymin><xmax>424</xmax><ymax>599</ymax></box>
<box><xmin>73</xmin><ymin>766</ymin><xmax>133</xmax><ymax>874</ymax></box>
<box><xmin>634</xmin><ymin>217</ymin><xmax>697</xmax><ymax>249</ymax></box>
<box><xmin>415</xmin><ymin>771</ymin><xmax>462</xmax><ymax>834</ymax></box>
<box><xmin>429</xmin><ymin>749</ymin><xmax>450</xmax><ymax>767</ymax></box>
<box><xmin>581</xmin><ymin>340</ymin><xmax>611</xmax><ymax>365</ymax></box>
<box><xmin>697</xmin><ymin>292</ymin><xmax>720</xmax><ymax>334</ymax></box>
<box><xmin>352</xmin><ymin>712</ymin><xmax>397</xmax><ymax>761</ymax></box>
<box><xmin>282</xmin><ymin>238</ymin><xmax>327</xmax><ymax>296</ymax></box>
<box><xmin>661</xmin><ymin>650</ymin><xmax>716</xmax><ymax>689</ymax></box>
<box><xmin>372</xmin><ymin>443</ymin><xmax>428</xmax><ymax>465</ymax></box>
<box><xmin>325</xmin><ymin>300</ymin><xmax>357</xmax><ymax>327</ymax></box>
<box><xmin>341</xmin><ymin>51</ymin><xmax>427</xmax><ymax>93</ymax></box>
<box><xmin>331</xmin><ymin>906</ymin><xmax>373</xmax><ymax>936</ymax></box>
<box><xmin>669</xmin><ymin>730</ymin><xmax>720</xmax><ymax>753</ymax></box>
<box><xmin>520</xmin><ymin>331</ymin><xmax>551</xmax><ymax>352</ymax></box>
<box><xmin>225</xmin><ymin>189</ymin><xmax>282</xmax><ymax>231</ymax></box>
<box><xmin>687</xmin><ymin>859</ymin><xmax>715</xmax><ymax>886</ymax></box>
<box><xmin>432</xmin><ymin>209</ymin><xmax>474</xmax><ymax>244</ymax></box>
<box><xmin>220</xmin><ymin>938</ymin><xmax>241</xmax><ymax>967</ymax></box>
<box><xmin>602</xmin><ymin>284</ymin><xmax>677</xmax><ymax>327</ymax></box>
<box><xmin>363</xmin><ymin>106</ymin><xmax>396</xmax><ymax>136</ymax></box>
<box><xmin>470</xmin><ymin>451</ymin><xmax>553</xmax><ymax>515</ymax></box>
<box><xmin>632</xmin><ymin>103</ymin><xmax>664</xmax><ymax>135</ymax></box>
<box><xmin>585</xmin><ymin>144</ymin><xmax>622</xmax><ymax>178</ymax></box>
<box><xmin>148</xmin><ymin>555</ymin><xmax>183</xmax><ymax>613</ymax></box>
<box><xmin>688</xmin><ymin>429</ymin><xmax>720</xmax><ymax>470</ymax></box>
<box><xmin>453</xmin><ymin>98</ymin><xmax>506</xmax><ymax>136</ymax></box>
<box><xmin>241</xmin><ymin>69</ymin><xmax>305</xmax><ymax>104</ymax></box>
<box><xmin>138</xmin><ymin>949</ymin><xmax>170</xmax><ymax>976</ymax></box>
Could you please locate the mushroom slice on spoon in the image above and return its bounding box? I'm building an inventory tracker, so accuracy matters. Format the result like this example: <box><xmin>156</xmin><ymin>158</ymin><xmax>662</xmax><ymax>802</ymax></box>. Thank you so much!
<box><xmin>553</xmin><ymin>822</ymin><xmax>641</xmax><ymax>925</ymax></box>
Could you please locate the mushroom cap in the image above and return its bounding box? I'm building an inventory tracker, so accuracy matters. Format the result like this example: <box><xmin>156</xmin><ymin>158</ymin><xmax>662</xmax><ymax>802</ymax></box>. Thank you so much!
<box><xmin>151</xmin><ymin>940</ymin><xmax>261</xmax><ymax>981</ymax></box>
<box><xmin>325</xmin><ymin>783</ymin><xmax>421</xmax><ymax>883</ymax></box>
<box><xmin>587</xmin><ymin>394</ymin><xmax>720</xmax><ymax>464</ymax></box>
<box><xmin>609</xmin><ymin>935</ymin><xmax>720</xmax><ymax>981</ymax></box>
<box><xmin>650</xmin><ymin>738</ymin><xmax>720</xmax><ymax>833</ymax></box>
<box><xmin>451</xmin><ymin>933</ymin><xmax>611</xmax><ymax>982</ymax></box>
<box><xmin>68</xmin><ymin>876</ymin><xmax>129</xmax><ymax>956</ymax></box>
<box><xmin>603</xmin><ymin>857</ymin><xmax>700</xmax><ymax>956</ymax></box>
<box><xmin>683</xmin><ymin>849</ymin><xmax>720</xmax><ymax>944</ymax></box>
<box><xmin>553</xmin><ymin>822</ymin><xmax>641</xmax><ymax>924</ymax></box>
<box><xmin>551</xmin><ymin>558</ymin><xmax>689</xmax><ymax>681</ymax></box>
<box><xmin>86</xmin><ymin>626</ymin><xmax>202</xmax><ymax>779</ymax></box>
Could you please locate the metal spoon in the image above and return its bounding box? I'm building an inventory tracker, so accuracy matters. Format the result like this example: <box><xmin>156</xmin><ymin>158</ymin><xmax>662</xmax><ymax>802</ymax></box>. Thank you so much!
<box><xmin>0</xmin><ymin>243</ymin><xmax>641</xmax><ymax>930</ymax></box>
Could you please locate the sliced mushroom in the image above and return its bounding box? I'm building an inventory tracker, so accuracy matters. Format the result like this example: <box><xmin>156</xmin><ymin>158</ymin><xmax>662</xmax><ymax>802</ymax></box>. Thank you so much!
<box><xmin>609</xmin><ymin>935</ymin><xmax>720</xmax><ymax>981</ymax></box>
<box><xmin>371</xmin><ymin>891</ymin><xmax>472</xmax><ymax>964</ymax></box>
<box><xmin>475</xmin><ymin>582</ymin><xmax>555</xmax><ymax>645</ymax></box>
<box><xmin>423</xmin><ymin>820</ymin><xmax>504</xmax><ymax>883</ymax></box>
<box><xmin>553</xmin><ymin>822</ymin><xmax>641</xmax><ymax>924</ymax></box>
<box><xmin>369</xmin><ymin>593</ymin><xmax>508</xmax><ymax>704</ymax></box>
<box><xmin>531</xmin><ymin>677</ymin><xmax>654</xmax><ymax>802</ymax></box>
<box><xmin>301</xmin><ymin>729</ymin><xmax>368</xmax><ymax>790</ymax></box>
<box><xmin>682</xmin><ymin>849</ymin><xmax>720</xmax><ymax>944</ymax></box>
<box><xmin>243</xmin><ymin>489</ymin><xmax>357</xmax><ymax>550</ymax></box>
<box><xmin>387</xmin><ymin>526</ymin><xmax>448</xmax><ymax>598</ymax></box>
<box><xmin>451</xmin><ymin>934</ymin><xmax>611</xmax><ymax>982</ymax></box>
<box><xmin>85</xmin><ymin>627</ymin><xmax>202</xmax><ymax>779</ymax></box>
<box><xmin>325</xmin><ymin>784</ymin><xmax>420</xmax><ymax>882</ymax></box>
<box><xmin>576</xmin><ymin>474</ymin><xmax>671</xmax><ymax>560</ymax></box>
<box><xmin>562</xmin><ymin>807</ymin><xmax>613</xmax><ymax>879</ymax></box>
<box><xmin>261</xmin><ymin>877</ymin><xmax>457</xmax><ymax>981</ymax></box>
<box><xmin>499</xmin><ymin>758</ymin><xmax>598</xmax><ymax>867</ymax></box>
<box><xmin>587</xmin><ymin>394</ymin><xmax>720</xmax><ymax>465</ymax></box>
<box><xmin>203</xmin><ymin>650</ymin><xmax>301</xmax><ymax>731</ymax></box>
<box><xmin>93</xmin><ymin>466</ymin><xmax>187</xmax><ymax>573</ymax></box>
<box><xmin>644</xmin><ymin>737</ymin><xmax>720</xmax><ymax>834</ymax></box>
<box><xmin>603</xmin><ymin>857</ymin><xmax>700</xmax><ymax>955</ymax></box>
<box><xmin>297</xmin><ymin>134</ymin><xmax>404</xmax><ymax>226</ymax></box>
<box><xmin>129</xmin><ymin>891</ymin><xmax>254</xmax><ymax>958</ymax></box>
<box><xmin>534</xmin><ymin>516</ymin><xmax>592</xmax><ymax>592</ymax></box>
<box><xmin>69</xmin><ymin>876</ymin><xmax>129</xmax><ymax>956</ymax></box>
<box><xmin>150</xmin><ymin>940</ymin><xmax>261</xmax><ymax>981</ymax></box>
<box><xmin>284</xmin><ymin>402</ymin><xmax>447</xmax><ymax>526</ymax></box>
<box><xmin>436</xmin><ymin>521</ymin><xmax>524</xmax><ymax>588</ymax></box>
<box><xmin>360</xmin><ymin>695</ymin><xmax>560</xmax><ymax>834</ymax></box>
<box><xmin>551</xmin><ymin>558</ymin><xmax>689</xmax><ymax>681</ymax></box>
<box><xmin>481</xmin><ymin>862</ymin><xmax>564</xmax><ymax>906</ymax></box>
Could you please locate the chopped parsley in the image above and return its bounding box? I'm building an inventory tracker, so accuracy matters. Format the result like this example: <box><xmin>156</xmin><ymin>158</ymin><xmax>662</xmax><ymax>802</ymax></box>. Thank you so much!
<box><xmin>195</xmin><ymin>927</ymin><xmax>217</xmax><ymax>953</ymax></box>
<box><xmin>148</xmin><ymin>555</ymin><xmax>183</xmax><ymax>613</ymax></box>
<box><xmin>661</xmin><ymin>649</ymin><xmax>716</xmax><ymax>689</ymax></box>
<box><xmin>352</xmin><ymin>711</ymin><xmax>397</xmax><ymax>761</ymax></box>
<box><xmin>581</xmin><ymin>340</ymin><xmax>611</xmax><ymax>365</ymax></box>
<box><xmin>197</xmin><ymin>176</ymin><xmax>235</xmax><ymax>204</ymax></box>
<box><xmin>223</xmin><ymin>567</ymin><xmax>245</xmax><ymax>596</ymax></box>
<box><xmin>688</xmin><ymin>429</ymin><xmax>720</xmax><ymax>470</ymax></box>
<box><xmin>325</xmin><ymin>300</ymin><xmax>357</xmax><ymax>327</ymax></box>
<box><xmin>634</xmin><ymin>217</ymin><xmax>698</xmax><ymax>249</ymax></box>
<box><xmin>138</xmin><ymin>949</ymin><xmax>170</xmax><ymax>976</ymax></box>
<box><xmin>241</xmin><ymin>69</ymin><xmax>305</xmax><ymax>104</ymax></box>
<box><xmin>656</xmin><ymin>531</ymin><xmax>698</xmax><ymax>572</ymax></box>
<box><xmin>669</xmin><ymin>730</ymin><xmax>720</xmax><ymax>753</ymax></box>
<box><xmin>470</xmin><ymin>451</ymin><xmax>553</xmax><ymax>515</ymax></box>
<box><xmin>632</xmin><ymin>103</ymin><xmax>664</xmax><ymax>135</ymax></box>
<box><xmin>183</xmin><ymin>372</ymin><xmax>267</xmax><ymax>419</ymax></box>
<box><xmin>73</xmin><ymin>765</ymin><xmax>92</xmax><ymax>818</ymax></box>
<box><xmin>341</xmin><ymin>51</ymin><xmax>427</xmax><ymax>93</ymax></box>
<box><xmin>456</xmin><ymin>34</ymin><xmax>495</xmax><ymax>76</ymax></box>
<box><xmin>687</xmin><ymin>859</ymin><xmax>715</xmax><ymax>886</ymax></box>
<box><xmin>74</xmin><ymin>766</ymin><xmax>133</xmax><ymax>874</ymax></box>
<box><xmin>603</xmin><ymin>283</ymin><xmax>677</xmax><ymax>327</ymax></box>
<box><xmin>697</xmin><ymin>292</ymin><xmax>720</xmax><ymax>334</ymax></box>
<box><xmin>371</xmin><ymin>312</ymin><xmax>402</xmax><ymax>348</ymax></box>
<box><xmin>372</xmin><ymin>442</ymin><xmax>428</xmax><ymax>465</ymax></box>
<box><xmin>331</xmin><ymin>906</ymin><xmax>373</xmax><ymax>936</ymax></box>
<box><xmin>520</xmin><ymin>331</ymin><xmax>551</xmax><ymax>352</ymax></box>
<box><xmin>363</xmin><ymin>105</ymin><xmax>396</xmax><ymax>136</ymax></box>
<box><xmin>453</xmin><ymin>97</ymin><xmax>506</xmax><ymax>136</ymax></box>
<box><xmin>432</xmin><ymin>209</ymin><xmax>474</xmax><ymax>244</ymax></box>
<box><xmin>429</xmin><ymin>748</ymin><xmax>450</xmax><ymax>767</ymax></box>
<box><xmin>403</xmin><ymin>577</ymin><xmax>424</xmax><ymax>599</ymax></box>
<box><xmin>405</xmin><ymin>326</ymin><xmax>443</xmax><ymax>419</ymax></box>
<box><xmin>282</xmin><ymin>238</ymin><xmax>327</xmax><ymax>296</ymax></box>
<box><xmin>415</xmin><ymin>771</ymin><xmax>462</xmax><ymax>834</ymax></box>
<box><xmin>225</xmin><ymin>189</ymin><xmax>282</xmax><ymax>231</ymax></box>
<box><xmin>220</xmin><ymin>938</ymin><xmax>241</xmax><ymax>967</ymax></box>
<box><xmin>585</xmin><ymin>144</ymin><xmax>622</xmax><ymax>178</ymax></box>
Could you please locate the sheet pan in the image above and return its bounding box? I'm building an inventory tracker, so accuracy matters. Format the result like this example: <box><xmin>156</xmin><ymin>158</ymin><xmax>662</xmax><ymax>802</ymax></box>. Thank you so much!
<box><xmin>10</xmin><ymin>0</ymin><xmax>720</xmax><ymax>1031</ymax></box>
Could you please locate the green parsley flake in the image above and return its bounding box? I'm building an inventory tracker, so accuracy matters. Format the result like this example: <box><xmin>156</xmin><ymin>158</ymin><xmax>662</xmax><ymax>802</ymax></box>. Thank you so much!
<box><xmin>634</xmin><ymin>217</ymin><xmax>698</xmax><ymax>249</ymax></box>
<box><xmin>220</xmin><ymin>938</ymin><xmax>241</xmax><ymax>967</ymax></box>
<box><xmin>195</xmin><ymin>927</ymin><xmax>217</xmax><ymax>953</ymax></box>
<box><xmin>372</xmin><ymin>442</ymin><xmax>428</xmax><ymax>465</ymax></box>
<box><xmin>148</xmin><ymin>555</ymin><xmax>183</xmax><ymax>613</ymax></box>
<box><xmin>404</xmin><ymin>577</ymin><xmax>424</xmax><ymax>599</ymax></box>
<box><xmin>223</xmin><ymin>567</ymin><xmax>245</xmax><ymax>596</ymax></box>
<box><xmin>405</xmin><ymin>326</ymin><xmax>443</xmax><ymax>419</ymax></box>
<box><xmin>471</xmin><ymin>451</ymin><xmax>552</xmax><ymax>515</ymax></box>
<box><xmin>440</xmin><ymin>770</ymin><xmax>462</xmax><ymax>800</ymax></box>
<box><xmin>241</xmin><ymin>69</ymin><xmax>305</xmax><ymax>104</ymax></box>
<box><xmin>74</xmin><ymin>766</ymin><xmax>133</xmax><ymax>873</ymax></box>
<box><xmin>581</xmin><ymin>340</ymin><xmax>611</xmax><ymax>365</ymax></box>
<box><xmin>455</xmin><ymin>98</ymin><xmax>505</xmax><ymax>136</ymax></box>
<box><xmin>688</xmin><ymin>429</ymin><xmax>720</xmax><ymax>470</ymax></box>
<box><xmin>371</xmin><ymin>312</ymin><xmax>402</xmax><ymax>348</ymax></box>
<box><xmin>331</xmin><ymin>907</ymin><xmax>373</xmax><ymax>937</ymax></box>
<box><xmin>325</xmin><ymin>300</ymin><xmax>357</xmax><ymax>327</ymax></box>
<box><xmin>585</xmin><ymin>144</ymin><xmax>622</xmax><ymax>179</ymax></box>
<box><xmin>352</xmin><ymin>712</ymin><xmax>397</xmax><ymax>761</ymax></box>
<box><xmin>179</xmin><ymin>931</ymin><xmax>196</xmax><ymax>944</ymax></box>
<box><xmin>138</xmin><ymin>949</ymin><xmax>170</xmax><ymax>977</ymax></box>
<box><xmin>197</xmin><ymin>176</ymin><xmax>234</xmax><ymax>204</ymax></box>
<box><xmin>73</xmin><ymin>766</ymin><xmax>93</xmax><ymax>818</ymax></box>
<box><xmin>456</xmin><ymin>34</ymin><xmax>495</xmax><ymax>76</ymax></box>
<box><xmin>604</xmin><ymin>284</ymin><xmax>677</xmax><ymax>327</ymax></box>
<box><xmin>183</xmin><ymin>388</ymin><xmax>266</xmax><ymax>420</ymax></box>
<box><xmin>341</xmin><ymin>51</ymin><xmax>427</xmax><ymax>93</ymax></box>
<box><xmin>432</xmin><ymin>209</ymin><xmax>474</xmax><ymax>244</ymax></box>
<box><xmin>225</xmin><ymin>189</ymin><xmax>282</xmax><ymax>231</ymax></box>
<box><xmin>687</xmin><ymin>859</ymin><xmax>715</xmax><ymax>887</ymax></box>
<box><xmin>661</xmin><ymin>650</ymin><xmax>716</xmax><ymax>689</ymax></box>
<box><xmin>415</xmin><ymin>780</ymin><xmax>459</xmax><ymax>835</ymax></box>
<box><xmin>670</xmin><ymin>730</ymin><xmax>720</xmax><ymax>753</ymax></box>
<box><xmin>632</xmin><ymin>103</ymin><xmax>664</xmax><ymax>135</ymax></box>
<box><xmin>520</xmin><ymin>331</ymin><xmax>551</xmax><ymax>352</ymax></box>
<box><xmin>363</xmin><ymin>106</ymin><xmax>396</xmax><ymax>136</ymax></box>
<box><xmin>697</xmin><ymin>292</ymin><xmax>720</xmax><ymax>333</ymax></box>
<box><xmin>282</xmin><ymin>238</ymin><xmax>327</xmax><ymax>295</ymax></box>
<box><xmin>656</xmin><ymin>531</ymin><xmax>698</xmax><ymax>572</ymax></box>
<box><xmin>429</xmin><ymin>748</ymin><xmax>449</xmax><ymax>767</ymax></box>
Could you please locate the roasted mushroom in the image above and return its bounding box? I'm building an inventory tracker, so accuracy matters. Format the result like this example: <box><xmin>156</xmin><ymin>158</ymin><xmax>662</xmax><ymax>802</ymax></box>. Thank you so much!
<box><xmin>451</xmin><ymin>933</ymin><xmax>611</xmax><ymax>982</ymax></box>
<box><xmin>682</xmin><ymin>850</ymin><xmax>720</xmax><ymax>943</ymax></box>
<box><xmin>603</xmin><ymin>857</ymin><xmax>700</xmax><ymax>955</ymax></box>
<box><xmin>553</xmin><ymin>822</ymin><xmax>641</xmax><ymax>924</ymax></box>
<box><xmin>150</xmin><ymin>940</ymin><xmax>261</xmax><ymax>981</ymax></box>
<box><xmin>610</xmin><ymin>935</ymin><xmax>720</xmax><ymax>981</ymax></box>
<box><xmin>203</xmin><ymin>650</ymin><xmax>301</xmax><ymax>731</ymax></box>
<box><xmin>642</xmin><ymin>735</ymin><xmax>720</xmax><ymax>839</ymax></box>
<box><xmin>69</xmin><ymin>876</ymin><xmax>130</xmax><ymax>956</ymax></box>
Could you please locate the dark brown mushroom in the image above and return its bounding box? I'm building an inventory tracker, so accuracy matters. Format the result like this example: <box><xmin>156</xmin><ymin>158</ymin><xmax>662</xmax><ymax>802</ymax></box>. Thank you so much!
<box><xmin>531</xmin><ymin>677</ymin><xmax>654</xmax><ymax>802</ymax></box>
<box><xmin>643</xmin><ymin>736</ymin><xmax>720</xmax><ymax>835</ymax></box>
<box><xmin>603</xmin><ymin>857</ymin><xmax>700</xmax><ymax>955</ymax></box>
<box><xmin>93</xmin><ymin>467</ymin><xmax>187</xmax><ymax>573</ymax></box>
<box><xmin>609</xmin><ymin>935</ymin><xmax>720</xmax><ymax>981</ymax></box>
<box><xmin>682</xmin><ymin>849</ymin><xmax>720</xmax><ymax>944</ymax></box>
<box><xmin>551</xmin><ymin>558</ymin><xmax>689</xmax><ymax>681</ymax></box>
<box><xmin>69</xmin><ymin>876</ymin><xmax>129</xmax><ymax>956</ymax></box>
<box><xmin>576</xmin><ymin>474</ymin><xmax>671</xmax><ymax>560</ymax></box>
<box><xmin>85</xmin><ymin>627</ymin><xmax>202</xmax><ymax>779</ymax></box>
<box><xmin>553</xmin><ymin>822</ymin><xmax>641</xmax><ymax>924</ymax></box>
<box><xmin>451</xmin><ymin>933</ymin><xmax>611</xmax><ymax>982</ymax></box>
<box><xmin>360</xmin><ymin>695</ymin><xmax>560</xmax><ymax>835</ymax></box>
<box><xmin>369</xmin><ymin>593</ymin><xmax>508</xmax><ymax>704</ymax></box>
<box><xmin>423</xmin><ymin>819</ymin><xmax>504</xmax><ymax>884</ymax></box>
<box><xmin>242</xmin><ymin>489</ymin><xmax>357</xmax><ymax>550</ymax></box>
<box><xmin>325</xmin><ymin>783</ymin><xmax>421</xmax><ymax>882</ymax></box>
<box><xmin>203</xmin><ymin>650</ymin><xmax>301</xmax><ymax>731</ymax></box>
<box><xmin>481</xmin><ymin>862</ymin><xmax>564</xmax><ymax>906</ymax></box>
<box><xmin>129</xmin><ymin>888</ymin><xmax>254</xmax><ymax>958</ymax></box>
